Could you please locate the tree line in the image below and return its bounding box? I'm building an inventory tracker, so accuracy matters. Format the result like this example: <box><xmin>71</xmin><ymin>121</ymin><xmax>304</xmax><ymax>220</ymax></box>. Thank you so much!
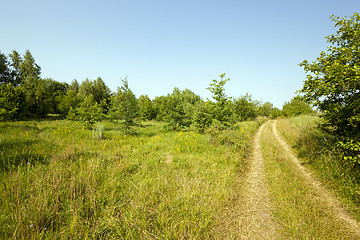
<box><xmin>0</xmin><ymin>50</ymin><xmax>314</xmax><ymax>132</ymax></box>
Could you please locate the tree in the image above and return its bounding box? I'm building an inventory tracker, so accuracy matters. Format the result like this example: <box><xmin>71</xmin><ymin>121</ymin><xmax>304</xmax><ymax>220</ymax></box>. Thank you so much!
<box><xmin>59</xmin><ymin>79</ymin><xmax>81</xmax><ymax>116</ymax></box>
<box><xmin>8</xmin><ymin>50</ymin><xmax>22</xmax><ymax>86</ymax></box>
<box><xmin>299</xmin><ymin>13</ymin><xmax>360</xmax><ymax>163</ymax></box>
<box><xmin>75</xmin><ymin>94</ymin><xmax>103</xmax><ymax>129</ymax></box>
<box><xmin>282</xmin><ymin>96</ymin><xmax>315</xmax><ymax>117</ymax></box>
<box><xmin>207</xmin><ymin>73</ymin><xmax>232</xmax><ymax>123</ymax></box>
<box><xmin>138</xmin><ymin>95</ymin><xmax>155</xmax><ymax>120</ymax></box>
<box><xmin>207</xmin><ymin>73</ymin><xmax>229</xmax><ymax>105</ymax></box>
<box><xmin>109</xmin><ymin>77</ymin><xmax>138</xmax><ymax>134</ymax></box>
<box><xmin>0</xmin><ymin>51</ymin><xmax>12</xmax><ymax>85</ymax></box>
<box><xmin>78</xmin><ymin>77</ymin><xmax>110</xmax><ymax>115</ymax></box>
<box><xmin>19</xmin><ymin>50</ymin><xmax>41</xmax><ymax>83</ymax></box>
<box><xmin>44</xmin><ymin>79</ymin><xmax>68</xmax><ymax>114</ymax></box>
<box><xmin>192</xmin><ymin>100</ymin><xmax>213</xmax><ymax>133</ymax></box>
<box><xmin>153</xmin><ymin>95</ymin><xmax>170</xmax><ymax>121</ymax></box>
<box><xmin>231</xmin><ymin>94</ymin><xmax>257</xmax><ymax>122</ymax></box>
<box><xmin>257</xmin><ymin>102</ymin><xmax>280</xmax><ymax>119</ymax></box>
<box><xmin>8</xmin><ymin>50</ymin><xmax>46</xmax><ymax>118</ymax></box>
<box><xmin>23</xmin><ymin>78</ymin><xmax>51</xmax><ymax>118</ymax></box>
<box><xmin>0</xmin><ymin>83</ymin><xmax>26</xmax><ymax>120</ymax></box>
<box><xmin>161</xmin><ymin>88</ymin><xmax>201</xmax><ymax>130</ymax></box>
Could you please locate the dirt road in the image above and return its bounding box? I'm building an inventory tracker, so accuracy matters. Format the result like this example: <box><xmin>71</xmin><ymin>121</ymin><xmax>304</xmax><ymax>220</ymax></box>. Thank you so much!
<box><xmin>217</xmin><ymin>120</ymin><xmax>360</xmax><ymax>239</ymax></box>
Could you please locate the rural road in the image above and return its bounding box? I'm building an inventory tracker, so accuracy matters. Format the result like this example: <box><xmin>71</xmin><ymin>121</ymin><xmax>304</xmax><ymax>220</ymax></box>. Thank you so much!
<box><xmin>219</xmin><ymin>120</ymin><xmax>360</xmax><ymax>239</ymax></box>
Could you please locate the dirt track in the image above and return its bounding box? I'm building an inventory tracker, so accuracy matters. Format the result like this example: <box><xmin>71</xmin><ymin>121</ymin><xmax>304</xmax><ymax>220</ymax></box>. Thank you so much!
<box><xmin>218</xmin><ymin>120</ymin><xmax>360</xmax><ymax>239</ymax></box>
<box><xmin>271</xmin><ymin>120</ymin><xmax>360</xmax><ymax>237</ymax></box>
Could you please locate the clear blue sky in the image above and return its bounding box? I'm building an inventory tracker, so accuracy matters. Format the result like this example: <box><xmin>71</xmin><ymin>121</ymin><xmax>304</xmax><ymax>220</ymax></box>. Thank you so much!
<box><xmin>1</xmin><ymin>0</ymin><xmax>359</xmax><ymax>108</ymax></box>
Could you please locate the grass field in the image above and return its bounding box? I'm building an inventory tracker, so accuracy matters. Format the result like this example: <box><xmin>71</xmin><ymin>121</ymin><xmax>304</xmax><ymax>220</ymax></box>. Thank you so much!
<box><xmin>0</xmin><ymin>119</ymin><xmax>262</xmax><ymax>239</ymax></box>
<box><xmin>276</xmin><ymin>116</ymin><xmax>360</xmax><ymax>220</ymax></box>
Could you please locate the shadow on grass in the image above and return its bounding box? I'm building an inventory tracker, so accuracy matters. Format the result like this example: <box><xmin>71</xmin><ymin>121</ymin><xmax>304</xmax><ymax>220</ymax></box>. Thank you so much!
<box><xmin>0</xmin><ymin>138</ymin><xmax>55</xmax><ymax>172</ymax></box>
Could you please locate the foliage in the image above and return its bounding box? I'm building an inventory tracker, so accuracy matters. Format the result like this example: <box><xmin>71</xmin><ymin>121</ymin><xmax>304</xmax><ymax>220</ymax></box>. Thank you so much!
<box><xmin>138</xmin><ymin>95</ymin><xmax>155</xmax><ymax>120</ymax></box>
<box><xmin>109</xmin><ymin>77</ymin><xmax>138</xmax><ymax>134</ymax></box>
<box><xmin>8</xmin><ymin>50</ymin><xmax>24</xmax><ymax>86</ymax></box>
<box><xmin>59</xmin><ymin>79</ymin><xmax>81</xmax><ymax>116</ymax></box>
<box><xmin>163</xmin><ymin>88</ymin><xmax>201</xmax><ymax>130</ymax></box>
<box><xmin>282</xmin><ymin>96</ymin><xmax>316</xmax><ymax>117</ymax></box>
<box><xmin>192</xmin><ymin>101</ymin><xmax>214</xmax><ymax>133</ymax></box>
<box><xmin>23</xmin><ymin>78</ymin><xmax>52</xmax><ymax>118</ymax></box>
<box><xmin>19</xmin><ymin>50</ymin><xmax>41</xmax><ymax>83</ymax></box>
<box><xmin>153</xmin><ymin>95</ymin><xmax>170</xmax><ymax>121</ymax></box>
<box><xmin>43</xmin><ymin>78</ymin><xmax>68</xmax><ymax>114</ymax></box>
<box><xmin>276</xmin><ymin>116</ymin><xmax>360</xmax><ymax>217</ymax></box>
<box><xmin>231</xmin><ymin>94</ymin><xmax>257</xmax><ymax>122</ymax></box>
<box><xmin>78</xmin><ymin>77</ymin><xmax>111</xmax><ymax>115</ymax></box>
<box><xmin>0</xmin><ymin>84</ymin><xmax>26</xmax><ymax>120</ymax></box>
<box><xmin>74</xmin><ymin>94</ymin><xmax>103</xmax><ymax>129</ymax></box>
<box><xmin>0</xmin><ymin>51</ymin><xmax>12</xmax><ymax>85</ymax></box>
<box><xmin>256</xmin><ymin>101</ymin><xmax>280</xmax><ymax>119</ymax></box>
<box><xmin>78</xmin><ymin>77</ymin><xmax>110</xmax><ymax>104</ymax></box>
<box><xmin>299</xmin><ymin>13</ymin><xmax>360</xmax><ymax>163</ymax></box>
<box><xmin>207</xmin><ymin>73</ymin><xmax>232</xmax><ymax>123</ymax></box>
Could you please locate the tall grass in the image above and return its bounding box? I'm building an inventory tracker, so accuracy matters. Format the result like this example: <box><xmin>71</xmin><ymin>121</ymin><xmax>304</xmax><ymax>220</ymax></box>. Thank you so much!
<box><xmin>261</xmin><ymin>121</ymin><xmax>357</xmax><ymax>239</ymax></box>
<box><xmin>276</xmin><ymin>116</ymin><xmax>360</xmax><ymax>219</ymax></box>
<box><xmin>0</xmin><ymin>119</ymin><xmax>260</xmax><ymax>239</ymax></box>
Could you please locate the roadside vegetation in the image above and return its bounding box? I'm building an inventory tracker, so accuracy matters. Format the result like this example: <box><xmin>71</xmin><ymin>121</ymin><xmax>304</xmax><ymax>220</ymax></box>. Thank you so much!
<box><xmin>276</xmin><ymin>116</ymin><xmax>360</xmax><ymax>219</ymax></box>
<box><xmin>261</xmin><ymin>120</ymin><xmax>359</xmax><ymax>239</ymax></box>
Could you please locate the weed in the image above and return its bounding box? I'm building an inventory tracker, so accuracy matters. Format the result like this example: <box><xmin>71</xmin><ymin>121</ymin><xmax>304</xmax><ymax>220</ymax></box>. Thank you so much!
<box><xmin>93</xmin><ymin>123</ymin><xmax>105</xmax><ymax>139</ymax></box>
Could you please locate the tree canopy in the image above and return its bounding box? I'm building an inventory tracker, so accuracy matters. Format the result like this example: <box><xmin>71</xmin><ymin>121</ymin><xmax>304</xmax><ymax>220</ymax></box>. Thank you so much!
<box><xmin>300</xmin><ymin>12</ymin><xmax>360</xmax><ymax>163</ymax></box>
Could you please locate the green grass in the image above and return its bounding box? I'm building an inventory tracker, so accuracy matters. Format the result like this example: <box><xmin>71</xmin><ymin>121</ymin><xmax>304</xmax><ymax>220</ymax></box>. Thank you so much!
<box><xmin>276</xmin><ymin>116</ymin><xmax>360</xmax><ymax>220</ymax></box>
<box><xmin>0</xmin><ymin>119</ymin><xmax>260</xmax><ymax>239</ymax></box>
<box><xmin>261</xmin><ymin>121</ymin><xmax>358</xmax><ymax>239</ymax></box>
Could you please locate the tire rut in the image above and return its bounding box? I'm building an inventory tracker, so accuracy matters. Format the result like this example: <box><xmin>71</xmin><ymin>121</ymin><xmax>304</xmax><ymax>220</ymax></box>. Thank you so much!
<box><xmin>238</xmin><ymin>121</ymin><xmax>276</xmax><ymax>239</ymax></box>
<box><xmin>272</xmin><ymin>120</ymin><xmax>360</xmax><ymax>237</ymax></box>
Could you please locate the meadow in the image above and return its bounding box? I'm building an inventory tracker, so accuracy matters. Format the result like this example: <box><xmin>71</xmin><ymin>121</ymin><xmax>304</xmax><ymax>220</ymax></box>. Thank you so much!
<box><xmin>0</xmin><ymin>119</ymin><xmax>263</xmax><ymax>239</ymax></box>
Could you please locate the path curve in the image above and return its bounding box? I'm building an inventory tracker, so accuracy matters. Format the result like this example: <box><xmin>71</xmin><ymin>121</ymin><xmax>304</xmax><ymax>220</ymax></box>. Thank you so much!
<box><xmin>272</xmin><ymin>120</ymin><xmax>360</xmax><ymax>236</ymax></box>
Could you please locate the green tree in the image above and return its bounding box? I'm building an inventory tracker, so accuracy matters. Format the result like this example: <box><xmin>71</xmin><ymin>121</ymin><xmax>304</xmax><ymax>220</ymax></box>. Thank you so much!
<box><xmin>138</xmin><ymin>95</ymin><xmax>155</xmax><ymax>120</ymax></box>
<box><xmin>19</xmin><ymin>50</ymin><xmax>41</xmax><ymax>83</ymax></box>
<box><xmin>299</xmin><ymin>13</ymin><xmax>360</xmax><ymax>163</ymax></box>
<box><xmin>78</xmin><ymin>77</ymin><xmax>110</xmax><ymax>114</ymax></box>
<box><xmin>10</xmin><ymin>50</ymin><xmax>47</xmax><ymax>117</ymax></box>
<box><xmin>0</xmin><ymin>83</ymin><xmax>26</xmax><ymax>120</ymax></box>
<box><xmin>59</xmin><ymin>79</ymin><xmax>81</xmax><ymax>116</ymax></box>
<box><xmin>282</xmin><ymin>96</ymin><xmax>315</xmax><ymax>117</ymax></box>
<box><xmin>257</xmin><ymin>102</ymin><xmax>279</xmax><ymax>118</ymax></box>
<box><xmin>192</xmin><ymin>100</ymin><xmax>213</xmax><ymax>133</ymax></box>
<box><xmin>231</xmin><ymin>94</ymin><xmax>257</xmax><ymax>122</ymax></box>
<box><xmin>162</xmin><ymin>88</ymin><xmax>201</xmax><ymax>130</ymax></box>
<box><xmin>75</xmin><ymin>94</ymin><xmax>103</xmax><ymax>129</ymax></box>
<box><xmin>109</xmin><ymin>77</ymin><xmax>138</xmax><ymax>134</ymax></box>
<box><xmin>207</xmin><ymin>73</ymin><xmax>231</xmax><ymax>123</ymax></box>
<box><xmin>0</xmin><ymin>51</ymin><xmax>12</xmax><ymax>85</ymax></box>
<box><xmin>8</xmin><ymin>50</ymin><xmax>22</xmax><ymax>86</ymax></box>
<box><xmin>153</xmin><ymin>95</ymin><xmax>170</xmax><ymax>121</ymax></box>
<box><xmin>43</xmin><ymin>78</ymin><xmax>68</xmax><ymax>114</ymax></box>
<box><xmin>23</xmin><ymin>78</ymin><xmax>50</xmax><ymax>118</ymax></box>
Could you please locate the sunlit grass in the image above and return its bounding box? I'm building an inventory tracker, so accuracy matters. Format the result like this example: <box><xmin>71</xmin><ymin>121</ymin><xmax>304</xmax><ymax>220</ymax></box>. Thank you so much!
<box><xmin>0</xmin><ymin>119</ymin><xmax>259</xmax><ymax>239</ymax></box>
<box><xmin>276</xmin><ymin>116</ymin><xmax>360</xmax><ymax>219</ymax></box>
<box><xmin>261</xmin><ymin>121</ymin><xmax>358</xmax><ymax>239</ymax></box>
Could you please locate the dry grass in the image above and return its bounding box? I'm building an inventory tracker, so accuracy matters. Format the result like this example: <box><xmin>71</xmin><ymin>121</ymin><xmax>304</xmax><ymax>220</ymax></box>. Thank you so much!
<box><xmin>259</xmin><ymin>120</ymin><xmax>359</xmax><ymax>239</ymax></box>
